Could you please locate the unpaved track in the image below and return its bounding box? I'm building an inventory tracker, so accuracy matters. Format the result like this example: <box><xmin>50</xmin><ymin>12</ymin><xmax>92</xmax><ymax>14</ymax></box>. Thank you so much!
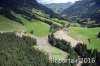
<box><xmin>35</xmin><ymin>36</ymin><xmax>54</xmax><ymax>59</ymax></box>
<box><xmin>54</xmin><ymin>29</ymin><xmax>82</xmax><ymax>47</ymax></box>
<box><xmin>36</xmin><ymin>36</ymin><xmax>52</xmax><ymax>53</ymax></box>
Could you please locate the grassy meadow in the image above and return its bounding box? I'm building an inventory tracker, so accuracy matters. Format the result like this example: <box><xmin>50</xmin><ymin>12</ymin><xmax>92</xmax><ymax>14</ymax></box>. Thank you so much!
<box><xmin>25</xmin><ymin>20</ymin><xmax>50</xmax><ymax>36</ymax></box>
<box><xmin>68</xmin><ymin>27</ymin><xmax>100</xmax><ymax>51</ymax></box>
<box><xmin>51</xmin><ymin>47</ymin><xmax>68</xmax><ymax>59</ymax></box>
<box><xmin>11</xmin><ymin>11</ymin><xmax>50</xmax><ymax>36</ymax></box>
<box><xmin>34</xmin><ymin>46</ymin><xmax>68</xmax><ymax>59</ymax></box>
<box><xmin>0</xmin><ymin>15</ymin><xmax>25</xmax><ymax>31</ymax></box>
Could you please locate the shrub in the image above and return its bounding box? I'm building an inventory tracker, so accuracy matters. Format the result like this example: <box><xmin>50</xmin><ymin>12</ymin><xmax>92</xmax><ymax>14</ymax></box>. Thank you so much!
<box><xmin>97</xmin><ymin>32</ymin><xmax>100</xmax><ymax>38</ymax></box>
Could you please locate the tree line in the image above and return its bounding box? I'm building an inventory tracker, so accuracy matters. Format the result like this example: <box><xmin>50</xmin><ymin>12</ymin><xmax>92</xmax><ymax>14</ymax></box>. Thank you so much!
<box><xmin>48</xmin><ymin>33</ymin><xmax>72</xmax><ymax>53</ymax></box>
<box><xmin>74</xmin><ymin>43</ymin><xmax>100</xmax><ymax>66</ymax></box>
<box><xmin>48</xmin><ymin>32</ymin><xmax>100</xmax><ymax>66</ymax></box>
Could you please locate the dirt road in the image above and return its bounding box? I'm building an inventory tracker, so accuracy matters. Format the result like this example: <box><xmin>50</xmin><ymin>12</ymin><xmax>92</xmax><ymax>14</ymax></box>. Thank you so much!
<box><xmin>35</xmin><ymin>36</ymin><xmax>52</xmax><ymax>54</ymax></box>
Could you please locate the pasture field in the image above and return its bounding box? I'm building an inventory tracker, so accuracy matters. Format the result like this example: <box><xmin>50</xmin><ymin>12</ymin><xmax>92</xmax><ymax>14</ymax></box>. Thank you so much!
<box><xmin>51</xmin><ymin>47</ymin><xmax>68</xmax><ymax>59</ymax></box>
<box><xmin>68</xmin><ymin>27</ymin><xmax>100</xmax><ymax>51</ymax></box>
<box><xmin>0</xmin><ymin>15</ymin><xmax>25</xmax><ymax>31</ymax></box>
<box><xmin>25</xmin><ymin>20</ymin><xmax>50</xmax><ymax>36</ymax></box>
<box><xmin>12</xmin><ymin>12</ymin><xmax>50</xmax><ymax>36</ymax></box>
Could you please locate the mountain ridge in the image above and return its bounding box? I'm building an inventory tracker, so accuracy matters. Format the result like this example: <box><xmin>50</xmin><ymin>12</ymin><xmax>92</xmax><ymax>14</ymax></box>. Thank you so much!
<box><xmin>61</xmin><ymin>0</ymin><xmax>100</xmax><ymax>23</ymax></box>
<box><xmin>44</xmin><ymin>2</ymin><xmax>73</xmax><ymax>13</ymax></box>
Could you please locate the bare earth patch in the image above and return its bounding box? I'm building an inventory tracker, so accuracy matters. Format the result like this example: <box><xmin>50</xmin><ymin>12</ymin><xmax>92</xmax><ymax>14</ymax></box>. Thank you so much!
<box><xmin>54</xmin><ymin>30</ymin><xmax>82</xmax><ymax>47</ymax></box>
<box><xmin>34</xmin><ymin>36</ymin><xmax>68</xmax><ymax>60</ymax></box>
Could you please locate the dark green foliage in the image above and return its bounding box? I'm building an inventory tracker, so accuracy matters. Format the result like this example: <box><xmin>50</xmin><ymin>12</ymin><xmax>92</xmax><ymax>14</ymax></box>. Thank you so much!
<box><xmin>0</xmin><ymin>32</ymin><xmax>36</xmax><ymax>46</ymax></box>
<box><xmin>35</xmin><ymin>17</ymin><xmax>53</xmax><ymax>25</ymax></box>
<box><xmin>74</xmin><ymin>43</ymin><xmax>100</xmax><ymax>66</ymax></box>
<box><xmin>56</xmin><ymin>39</ymin><xmax>72</xmax><ymax>53</ymax></box>
<box><xmin>74</xmin><ymin>43</ymin><xmax>87</xmax><ymax>57</ymax></box>
<box><xmin>30</xmin><ymin>30</ymin><xmax>34</xmax><ymax>34</ymax></box>
<box><xmin>0</xmin><ymin>0</ymin><xmax>65</xmax><ymax>23</ymax></box>
<box><xmin>88</xmin><ymin>38</ymin><xmax>91</xmax><ymax>44</ymax></box>
<box><xmin>0</xmin><ymin>8</ymin><xmax>23</xmax><ymax>24</ymax></box>
<box><xmin>22</xmin><ymin>15</ymin><xmax>32</xmax><ymax>21</ymax></box>
<box><xmin>97</xmin><ymin>32</ymin><xmax>100</xmax><ymax>38</ymax></box>
<box><xmin>48</xmin><ymin>33</ymin><xmax>72</xmax><ymax>53</ymax></box>
<box><xmin>76</xmin><ymin>18</ymin><xmax>100</xmax><ymax>28</ymax></box>
<box><xmin>22</xmin><ymin>35</ymin><xmax>37</xmax><ymax>46</ymax></box>
<box><xmin>49</xmin><ymin>24</ymin><xmax>63</xmax><ymax>33</ymax></box>
<box><xmin>0</xmin><ymin>0</ymin><xmax>36</xmax><ymax>24</ymax></box>
<box><xmin>48</xmin><ymin>33</ymin><xmax>55</xmax><ymax>46</ymax></box>
<box><xmin>68</xmin><ymin>51</ymin><xmax>78</xmax><ymax>66</ymax></box>
<box><xmin>91</xmin><ymin>11</ymin><xmax>100</xmax><ymax>24</ymax></box>
<box><xmin>0</xmin><ymin>32</ymin><xmax>71</xmax><ymax>66</ymax></box>
<box><xmin>61</xmin><ymin>0</ymin><xmax>100</xmax><ymax>24</ymax></box>
<box><xmin>66</xmin><ymin>23</ymin><xmax>71</xmax><ymax>28</ymax></box>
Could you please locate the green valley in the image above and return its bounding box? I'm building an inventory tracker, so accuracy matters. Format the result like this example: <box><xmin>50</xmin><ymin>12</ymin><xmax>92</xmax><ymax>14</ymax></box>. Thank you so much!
<box><xmin>0</xmin><ymin>0</ymin><xmax>100</xmax><ymax>66</ymax></box>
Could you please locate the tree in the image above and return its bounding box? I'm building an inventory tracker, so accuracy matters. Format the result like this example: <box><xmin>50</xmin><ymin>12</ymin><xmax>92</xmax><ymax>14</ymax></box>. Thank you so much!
<box><xmin>30</xmin><ymin>30</ymin><xmax>34</xmax><ymax>34</ymax></box>
<box><xmin>97</xmin><ymin>32</ymin><xmax>100</xmax><ymax>38</ymax></box>
<box><xmin>88</xmin><ymin>38</ymin><xmax>90</xmax><ymax>44</ymax></box>
<box><xmin>48</xmin><ymin>33</ymin><xmax>56</xmax><ymax>46</ymax></box>
<box><xmin>66</xmin><ymin>23</ymin><xmax>70</xmax><ymax>28</ymax></box>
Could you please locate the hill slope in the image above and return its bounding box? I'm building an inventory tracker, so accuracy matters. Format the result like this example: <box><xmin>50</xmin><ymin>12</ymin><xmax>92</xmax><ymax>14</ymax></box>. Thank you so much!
<box><xmin>61</xmin><ymin>0</ymin><xmax>100</xmax><ymax>23</ymax></box>
<box><xmin>0</xmin><ymin>15</ymin><xmax>25</xmax><ymax>31</ymax></box>
<box><xmin>0</xmin><ymin>0</ymin><xmax>60</xmax><ymax>23</ymax></box>
<box><xmin>0</xmin><ymin>0</ymin><xmax>66</xmax><ymax>36</ymax></box>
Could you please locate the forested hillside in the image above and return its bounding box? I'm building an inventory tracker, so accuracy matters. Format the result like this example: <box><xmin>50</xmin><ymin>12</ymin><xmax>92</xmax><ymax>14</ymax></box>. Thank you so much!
<box><xmin>0</xmin><ymin>0</ymin><xmax>65</xmax><ymax>23</ymax></box>
<box><xmin>0</xmin><ymin>32</ymin><xmax>70</xmax><ymax>66</ymax></box>
<box><xmin>0</xmin><ymin>0</ymin><xmax>55</xmax><ymax>16</ymax></box>
<box><xmin>61</xmin><ymin>0</ymin><xmax>100</xmax><ymax>24</ymax></box>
